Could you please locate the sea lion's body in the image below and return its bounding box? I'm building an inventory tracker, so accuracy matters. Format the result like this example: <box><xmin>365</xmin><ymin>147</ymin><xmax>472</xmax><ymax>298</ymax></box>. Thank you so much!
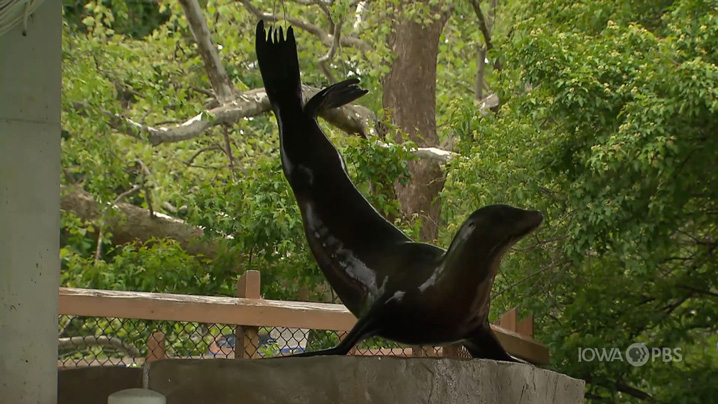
<box><xmin>255</xmin><ymin>21</ymin><xmax>543</xmax><ymax>361</ymax></box>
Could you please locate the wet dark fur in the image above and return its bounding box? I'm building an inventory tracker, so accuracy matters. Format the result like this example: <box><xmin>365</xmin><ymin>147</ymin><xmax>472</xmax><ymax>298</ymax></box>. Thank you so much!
<box><xmin>255</xmin><ymin>21</ymin><xmax>542</xmax><ymax>362</ymax></box>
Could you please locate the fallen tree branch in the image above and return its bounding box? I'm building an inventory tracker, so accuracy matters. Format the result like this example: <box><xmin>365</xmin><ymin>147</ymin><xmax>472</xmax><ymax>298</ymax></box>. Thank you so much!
<box><xmin>58</xmin><ymin>336</ymin><xmax>142</xmax><ymax>358</ymax></box>
<box><xmin>61</xmin><ymin>186</ymin><xmax>222</xmax><ymax>260</ymax></box>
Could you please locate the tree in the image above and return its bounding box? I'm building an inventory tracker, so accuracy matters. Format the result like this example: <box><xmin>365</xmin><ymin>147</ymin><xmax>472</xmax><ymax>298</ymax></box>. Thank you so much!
<box><xmin>381</xmin><ymin>1</ymin><xmax>449</xmax><ymax>241</ymax></box>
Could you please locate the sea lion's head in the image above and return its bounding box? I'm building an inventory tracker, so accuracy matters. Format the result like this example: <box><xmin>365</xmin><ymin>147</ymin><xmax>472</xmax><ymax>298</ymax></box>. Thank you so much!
<box><xmin>451</xmin><ymin>204</ymin><xmax>543</xmax><ymax>258</ymax></box>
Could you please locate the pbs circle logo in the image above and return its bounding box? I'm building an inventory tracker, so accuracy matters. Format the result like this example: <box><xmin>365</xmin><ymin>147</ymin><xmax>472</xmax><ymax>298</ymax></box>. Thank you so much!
<box><xmin>625</xmin><ymin>343</ymin><xmax>650</xmax><ymax>367</ymax></box>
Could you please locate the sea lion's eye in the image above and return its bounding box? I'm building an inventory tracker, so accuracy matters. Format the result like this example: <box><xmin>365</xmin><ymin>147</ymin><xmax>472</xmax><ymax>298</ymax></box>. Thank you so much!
<box><xmin>468</xmin><ymin>222</ymin><xmax>475</xmax><ymax>228</ymax></box>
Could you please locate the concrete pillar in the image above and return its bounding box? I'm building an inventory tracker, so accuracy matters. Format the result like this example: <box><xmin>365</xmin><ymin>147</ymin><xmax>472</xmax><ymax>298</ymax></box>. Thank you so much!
<box><xmin>0</xmin><ymin>0</ymin><xmax>62</xmax><ymax>403</ymax></box>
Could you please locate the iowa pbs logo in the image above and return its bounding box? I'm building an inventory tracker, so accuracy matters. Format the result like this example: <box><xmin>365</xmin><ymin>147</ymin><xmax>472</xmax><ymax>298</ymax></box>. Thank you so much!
<box><xmin>578</xmin><ymin>343</ymin><xmax>683</xmax><ymax>366</ymax></box>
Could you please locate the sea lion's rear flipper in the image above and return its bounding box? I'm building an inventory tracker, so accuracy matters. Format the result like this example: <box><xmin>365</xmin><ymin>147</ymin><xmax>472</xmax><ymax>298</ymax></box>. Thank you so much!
<box><xmin>255</xmin><ymin>21</ymin><xmax>302</xmax><ymax>110</ymax></box>
<box><xmin>287</xmin><ymin>311</ymin><xmax>379</xmax><ymax>357</ymax></box>
<box><xmin>463</xmin><ymin>323</ymin><xmax>528</xmax><ymax>364</ymax></box>
<box><xmin>304</xmin><ymin>79</ymin><xmax>368</xmax><ymax>118</ymax></box>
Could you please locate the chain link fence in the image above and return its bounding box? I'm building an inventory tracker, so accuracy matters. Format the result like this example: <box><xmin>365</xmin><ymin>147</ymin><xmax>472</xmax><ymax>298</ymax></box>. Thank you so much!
<box><xmin>58</xmin><ymin>315</ymin><xmax>462</xmax><ymax>368</ymax></box>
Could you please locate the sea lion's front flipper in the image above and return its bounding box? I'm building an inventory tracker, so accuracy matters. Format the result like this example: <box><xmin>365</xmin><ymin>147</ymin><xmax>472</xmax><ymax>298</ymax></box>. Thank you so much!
<box><xmin>255</xmin><ymin>21</ymin><xmax>302</xmax><ymax>111</ymax></box>
<box><xmin>303</xmin><ymin>79</ymin><xmax>368</xmax><ymax>118</ymax></box>
<box><xmin>463</xmin><ymin>323</ymin><xmax>528</xmax><ymax>364</ymax></box>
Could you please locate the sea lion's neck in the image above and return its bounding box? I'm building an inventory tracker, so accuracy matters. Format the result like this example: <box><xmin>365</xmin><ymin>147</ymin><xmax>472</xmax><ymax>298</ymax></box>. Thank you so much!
<box><xmin>443</xmin><ymin>244</ymin><xmax>503</xmax><ymax>284</ymax></box>
<box><xmin>438</xmin><ymin>234</ymin><xmax>508</xmax><ymax>317</ymax></box>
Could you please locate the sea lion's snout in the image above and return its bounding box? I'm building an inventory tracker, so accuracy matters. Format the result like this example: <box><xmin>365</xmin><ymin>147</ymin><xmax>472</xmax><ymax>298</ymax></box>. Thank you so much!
<box><xmin>520</xmin><ymin>210</ymin><xmax>543</xmax><ymax>233</ymax></box>
<box><xmin>460</xmin><ymin>204</ymin><xmax>543</xmax><ymax>247</ymax></box>
<box><xmin>507</xmin><ymin>209</ymin><xmax>543</xmax><ymax>243</ymax></box>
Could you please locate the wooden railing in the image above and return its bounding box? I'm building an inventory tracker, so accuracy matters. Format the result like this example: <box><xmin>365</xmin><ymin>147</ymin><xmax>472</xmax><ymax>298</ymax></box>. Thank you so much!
<box><xmin>58</xmin><ymin>270</ymin><xmax>549</xmax><ymax>365</ymax></box>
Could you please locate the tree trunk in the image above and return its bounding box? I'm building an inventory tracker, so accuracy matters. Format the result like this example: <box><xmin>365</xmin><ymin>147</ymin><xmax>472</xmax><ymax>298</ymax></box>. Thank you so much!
<box><xmin>382</xmin><ymin>3</ymin><xmax>449</xmax><ymax>242</ymax></box>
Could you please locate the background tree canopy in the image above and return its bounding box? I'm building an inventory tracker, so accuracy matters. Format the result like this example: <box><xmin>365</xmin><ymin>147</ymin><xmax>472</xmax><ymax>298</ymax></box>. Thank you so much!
<box><xmin>60</xmin><ymin>0</ymin><xmax>717</xmax><ymax>401</ymax></box>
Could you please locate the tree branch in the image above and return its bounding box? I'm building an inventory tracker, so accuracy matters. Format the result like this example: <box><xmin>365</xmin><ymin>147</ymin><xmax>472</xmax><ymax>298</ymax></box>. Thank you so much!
<box><xmin>289</xmin><ymin>0</ymin><xmax>333</xmax><ymax>26</ymax></box>
<box><xmin>488</xmin><ymin>0</ymin><xmax>498</xmax><ymax>32</ymax></box>
<box><xmin>222</xmin><ymin>125</ymin><xmax>236</xmax><ymax>180</ymax></box>
<box><xmin>475</xmin><ymin>47</ymin><xmax>487</xmax><ymax>102</ymax></box>
<box><xmin>614</xmin><ymin>381</ymin><xmax>654</xmax><ymax>401</ymax></box>
<box><xmin>676</xmin><ymin>284</ymin><xmax>718</xmax><ymax>298</ymax></box>
<box><xmin>186</xmin><ymin>146</ymin><xmax>223</xmax><ymax>165</ymax></box>
<box><xmin>377</xmin><ymin>141</ymin><xmax>456</xmax><ymax>164</ymax></box>
<box><xmin>241</xmin><ymin>0</ymin><xmax>372</xmax><ymax>52</ymax></box>
<box><xmin>470</xmin><ymin>0</ymin><xmax>493</xmax><ymax>51</ymax></box>
<box><xmin>318</xmin><ymin>18</ymin><xmax>343</xmax><ymax>83</ymax></box>
<box><xmin>72</xmin><ymin>85</ymin><xmax>376</xmax><ymax>144</ymax></box>
<box><xmin>94</xmin><ymin>184</ymin><xmax>143</xmax><ymax>261</ymax></box>
<box><xmin>178</xmin><ymin>0</ymin><xmax>235</xmax><ymax>103</ymax></box>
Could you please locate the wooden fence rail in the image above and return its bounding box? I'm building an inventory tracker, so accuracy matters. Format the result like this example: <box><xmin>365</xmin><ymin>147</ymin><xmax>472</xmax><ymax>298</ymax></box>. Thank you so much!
<box><xmin>58</xmin><ymin>271</ymin><xmax>549</xmax><ymax>365</ymax></box>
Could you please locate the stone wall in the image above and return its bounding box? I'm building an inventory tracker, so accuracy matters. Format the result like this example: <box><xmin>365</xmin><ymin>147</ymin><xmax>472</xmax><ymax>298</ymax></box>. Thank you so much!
<box><xmin>145</xmin><ymin>357</ymin><xmax>585</xmax><ymax>404</ymax></box>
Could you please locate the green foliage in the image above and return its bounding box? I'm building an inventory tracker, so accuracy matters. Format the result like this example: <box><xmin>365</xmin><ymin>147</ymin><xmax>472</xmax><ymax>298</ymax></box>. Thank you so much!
<box><xmin>62</xmin><ymin>238</ymin><xmax>233</xmax><ymax>295</ymax></box>
<box><xmin>442</xmin><ymin>0</ymin><xmax>718</xmax><ymax>401</ymax></box>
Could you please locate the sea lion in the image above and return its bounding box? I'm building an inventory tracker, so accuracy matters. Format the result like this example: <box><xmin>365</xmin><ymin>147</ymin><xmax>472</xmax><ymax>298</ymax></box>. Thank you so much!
<box><xmin>255</xmin><ymin>21</ymin><xmax>543</xmax><ymax>362</ymax></box>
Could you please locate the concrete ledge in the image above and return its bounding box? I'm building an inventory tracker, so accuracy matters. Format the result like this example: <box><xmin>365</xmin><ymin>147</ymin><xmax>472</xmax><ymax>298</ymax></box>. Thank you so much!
<box><xmin>145</xmin><ymin>357</ymin><xmax>584</xmax><ymax>404</ymax></box>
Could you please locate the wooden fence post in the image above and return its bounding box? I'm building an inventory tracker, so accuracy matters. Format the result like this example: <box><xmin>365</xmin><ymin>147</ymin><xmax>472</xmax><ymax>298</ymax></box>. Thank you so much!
<box><xmin>496</xmin><ymin>308</ymin><xmax>518</xmax><ymax>332</ymax></box>
<box><xmin>235</xmin><ymin>270</ymin><xmax>261</xmax><ymax>359</ymax></box>
<box><xmin>494</xmin><ymin>308</ymin><xmax>535</xmax><ymax>338</ymax></box>
<box><xmin>146</xmin><ymin>331</ymin><xmax>166</xmax><ymax>363</ymax></box>
<box><xmin>517</xmin><ymin>316</ymin><xmax>534</xmax><ymax>339</ymax></box>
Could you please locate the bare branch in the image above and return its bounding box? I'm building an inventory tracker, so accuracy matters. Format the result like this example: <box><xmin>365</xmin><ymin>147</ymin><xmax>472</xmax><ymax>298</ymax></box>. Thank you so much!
<box><xmin>318</xmin><ymin>18</ymin><xmax>343</xmax><ymax>83</ymax></box>
<box><xmin>289</xmin><ymin>0</ymin><xmax>333</xmax><ymax>26</ymax></box>
<box><xmin>222</xmin><ymin>125</ymin><xmax>236</xmax><ymax>180</ymax></box>
<box><xmin>190</xmin><ymin>85</ymin><xmax>216</xmax><ymax>98</ymax></box>
<box><xmin>676</xmin><ymin>284</ymin><xmax>718</xmax><ymax>298</ymax></box>
<box><xmin>95</xmin><ymin>184</ymin><xmax>142</xmax><ymax>261</ymax></box>
<box><xmin>73</xmin><ymin>85</ymin><xmax>376</xmax><ymax>144</ymax></box>
<box><xmin>475</xmin><ymin>47</ymin><xmax>487</xmax><ymax>102</ymax></box>
<box><xmin>470</xmin><ymin>0</ymin><xmax>493</xmax><ymax>51</ymax></box>
<box><xmin>241</xmin><ymin>0</ymin><xmax>372</xmax><ymax>52</ymax></box>
<box><xmin>186</xmin><ymin>145</ymin><xmax>223</xmax><ymax>166</ymax></box>
<box><xmin>178</xmin><ymin>0</ymin><xmax>235</xmax><ymax>103</ymax></box>
<box><xmin>493</xmin><ymin>261</ymin><xmax>572</xmax><ymax>298</ymax></box>
<box><xmin>114</xmin><ymin>184</ymin><xmax>142</xmax><ymax>205</ymax></box>
<box><xmin>377</xmin><ymin>141</ymin><xmax>456</xmax><ymax>164</ymax></box>
<box><xmin>488</xmin><ymin>0</ymin><xmax>498</xmax><ymax>31</ymax></box>
<box><xmin>134</xmin><ymin>159</ymin><xmax>155</xmax><ymax>218</ymax></box>
<box><xmin>614</xmin><ymin>381</ymin><xmax>654</xmax><ymax>401</ymax></box>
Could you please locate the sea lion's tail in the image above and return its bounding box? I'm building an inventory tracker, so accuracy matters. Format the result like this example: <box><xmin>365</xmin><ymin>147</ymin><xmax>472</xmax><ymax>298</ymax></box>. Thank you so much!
<box><xmin>256</xmin><ymin>20</ymin><xmax>302</xmax><ymax>110</ymax></box>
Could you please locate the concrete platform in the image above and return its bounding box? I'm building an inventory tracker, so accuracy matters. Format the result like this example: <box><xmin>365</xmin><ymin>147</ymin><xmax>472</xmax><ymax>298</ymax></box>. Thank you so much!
<box><xmin>144</xmin><ymin>357</ymin><xmax>585</xmax><ymax>404</ymax></box>
<box><xmin>59</xmin><ymin>367</ymin><xmax>142</xmax><ymax>404</ymax></box>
